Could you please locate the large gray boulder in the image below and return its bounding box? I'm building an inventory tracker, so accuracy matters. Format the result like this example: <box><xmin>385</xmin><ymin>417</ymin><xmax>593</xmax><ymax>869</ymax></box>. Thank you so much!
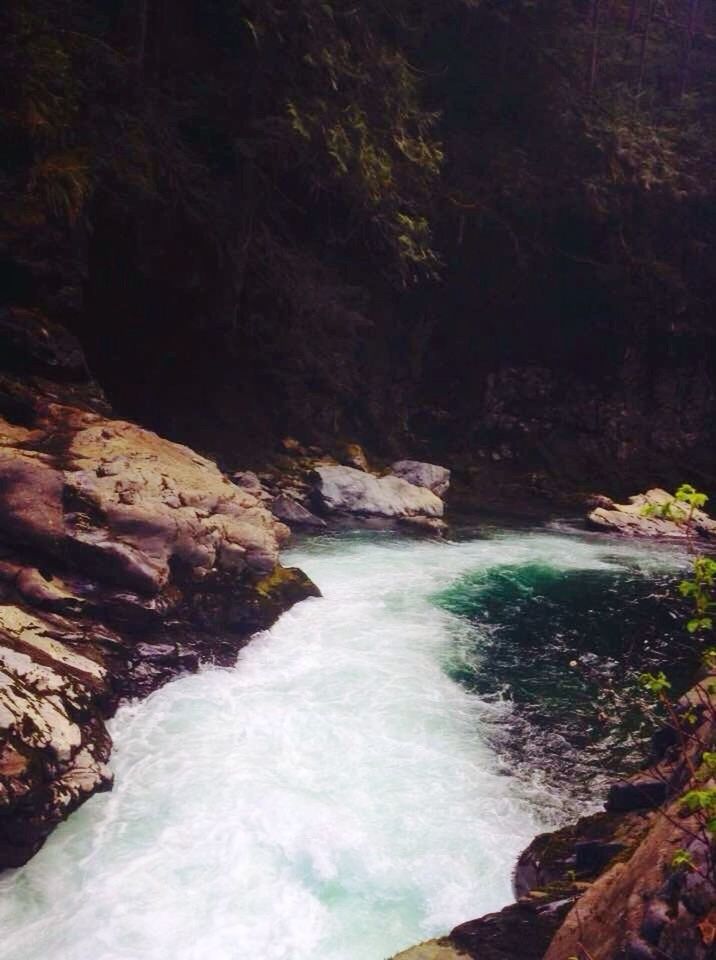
<box><xmin>312</xmin><ymin>465</ymin><xmax>444</xmax><ymax>518</ymax></box>
<box><xmin>390</xmin><ymin>460</ymin><xmax>451</xmax><ymax>498</ymax></box>
<box><xmin>587</xmin><ymin>488</ymin><xmax>716</xmax><ymax>539</ymax></box>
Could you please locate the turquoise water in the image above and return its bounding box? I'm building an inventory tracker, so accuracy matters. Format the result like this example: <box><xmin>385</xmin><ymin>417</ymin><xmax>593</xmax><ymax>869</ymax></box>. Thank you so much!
<box><xmin>434</xmin><ymin>541</ymin><xmax>692</xmax><ymax>799</ymax></box>
<box><xmin>0</xmin><ymin>527</ymin><xmax>689</xmax><ymax>960</ymax></box>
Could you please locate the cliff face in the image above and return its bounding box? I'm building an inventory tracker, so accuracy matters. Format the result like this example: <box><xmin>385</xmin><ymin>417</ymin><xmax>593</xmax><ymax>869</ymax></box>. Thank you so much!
<box><xmin>433</xmin><ymin>356</ymin><xmax>716</xmax><ymax>498</ymax></box>
<box><xmin>0</xmin><ymin>308</ymin><xmax>318</xmax><ymax>869</ymax></box>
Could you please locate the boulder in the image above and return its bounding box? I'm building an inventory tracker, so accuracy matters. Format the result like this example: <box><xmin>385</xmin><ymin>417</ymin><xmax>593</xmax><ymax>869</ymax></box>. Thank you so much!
<box><xmin>231</xmin><ymin>470</ymin><xmax>270</xmax><ymax>500</ymax></box>
<box><xmin>451</xmin><ymin>899</ymin><xmax>574</xmax><ymax>960</ymax></box>
<box><xmin>312</xmin><ymin>465</ymin><xmax>444</xmax><ymax>519</ymax></box>
<box><xmin>587</xmin><ymin>488</ymin><xmax>716</xmax><ymax>539</ymax></box>
<box><xmin>271</xmin><ymin>494</ymin><xmax>327</xmax><ymax>529</ymax></box>
<box><xmin>338</xmin><ymin>442</ymin><xmax>370</xmax><ymax>472</ymax></box>
<box><xmin>390</xmin><ymin>460</ymin><xmax>451</xmax><ymax>498</ymax></box>
<box><xmin>606</xmin><ymin>778</ymin><xmax>668</xmax><ymax>812</ymax></box>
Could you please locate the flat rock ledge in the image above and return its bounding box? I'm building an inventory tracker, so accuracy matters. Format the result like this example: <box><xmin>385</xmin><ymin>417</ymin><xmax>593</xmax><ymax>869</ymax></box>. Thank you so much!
<box><xmin>391</xmin><ymin>939</ymin><xmax>467</xmax><ymax>960</ymax></box>
<box><xmin>587</xmin><ymin>488</ymin><xmax>716</xmax><ymax>539</ymax></box>
<box><xmin>0</xmin><ymin>309</ymin><xmax>318</xmax><ymax>869</ymax></box>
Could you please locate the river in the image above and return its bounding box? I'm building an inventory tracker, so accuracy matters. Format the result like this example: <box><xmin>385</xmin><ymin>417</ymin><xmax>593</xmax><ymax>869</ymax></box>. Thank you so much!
<box><xmin>0</xmin><ymin>526</ymin><xmax>688</xmax><ymax>960</ymax></box>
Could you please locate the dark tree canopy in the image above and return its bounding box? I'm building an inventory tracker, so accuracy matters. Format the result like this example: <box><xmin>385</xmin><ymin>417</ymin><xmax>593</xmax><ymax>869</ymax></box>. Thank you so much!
<box><xmin>1</xmin><ymin>0</ymin><xmax>714</xmax><ymax>471</ymax></box>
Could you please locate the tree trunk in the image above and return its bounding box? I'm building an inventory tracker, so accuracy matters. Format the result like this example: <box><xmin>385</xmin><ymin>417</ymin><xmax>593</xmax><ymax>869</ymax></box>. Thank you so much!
<box><xmin>135</xmin><ymin>0</ymin><xmax>148</xmax><ymax>80</ymax></box>
<box><xmin>588</xmin><ymin>0</ymin><xmax>602</xmax><ymax>94</ymax></box>
<box><xmin>624</xmin><ymin>0</ymin><xmax>639</xmax><ymax>57</ymax></box>
<box><xmin>680</xmin><ymin>0</ymin><xmax>700</xmax><ymax>96</ymax></box>
<box><xmin>636</xmin><ymin>0</ymin><xmax>656</xmax><ymax>99</ymax></box>
<box><xmin>498</xmin><ymin>6</ymin><xmax>512</xmax><ymax>85</ymax></box>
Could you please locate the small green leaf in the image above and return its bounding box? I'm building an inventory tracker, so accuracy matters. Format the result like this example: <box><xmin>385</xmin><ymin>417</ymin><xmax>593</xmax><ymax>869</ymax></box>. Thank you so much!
<box><xmin>671</xmin><ymin>848</ymin><xmax>694</xmax><ymax>869</ymax></box>
<box><xmin>682</xmin><ymin>788</ymin><xmax>716</xmax><ymax>813</ymax></box>
<box><xmin>640</xmin><ymin>671</ymin><xmax>671</xmax><ymax>695</ymax></box>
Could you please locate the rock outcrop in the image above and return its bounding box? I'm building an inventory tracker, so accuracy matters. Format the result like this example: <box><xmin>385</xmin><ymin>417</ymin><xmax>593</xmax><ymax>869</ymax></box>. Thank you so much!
<box><xmin>587</xmin><ymin>488</ymin><xmax>716</xmax><ymax>539</ymax></box>
<box><xmin>0</xmin><ymin>308</ymin><xmax>318</xmax><ymax>869</ymax></box>
<box><xmin>390</xmin><ymin>460</ymin><xmax>451</xmax><ymax>498</ymax></box>
<box><xmin>271</xmin><ymin>493</ymin><xmax>327</xmax><ymax>529</ymax></box>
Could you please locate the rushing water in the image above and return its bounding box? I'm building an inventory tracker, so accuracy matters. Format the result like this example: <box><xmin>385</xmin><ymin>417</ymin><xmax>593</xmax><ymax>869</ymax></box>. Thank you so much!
<box><xmin>0</xmin><ymin>527</ymin><xmax>690</xmax><ymax>960</ymax></box>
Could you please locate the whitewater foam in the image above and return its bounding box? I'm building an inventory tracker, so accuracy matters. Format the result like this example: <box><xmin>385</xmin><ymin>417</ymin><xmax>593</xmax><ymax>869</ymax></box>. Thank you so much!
<box><xmin>0</xmin><ymin>529</ymin><xmax>683</xmax><ymax>960</ymax></box>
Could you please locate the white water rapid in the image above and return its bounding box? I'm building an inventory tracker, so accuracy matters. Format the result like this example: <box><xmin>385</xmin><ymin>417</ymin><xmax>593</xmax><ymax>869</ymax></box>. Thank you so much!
<box><xmin>0</xmin><ymin>529</ymin><xmax>682</xmax><ymax>960</ymax></box>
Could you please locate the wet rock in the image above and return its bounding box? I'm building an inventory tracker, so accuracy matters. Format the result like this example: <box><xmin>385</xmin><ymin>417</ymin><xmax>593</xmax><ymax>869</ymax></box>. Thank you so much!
<box><xmin>587</xmin><ymin>488</ymin><xmax>716</xmax><ymax>539</ymax></box>
<box><xmin>514</xmin><ymin>809</ymin><xmax>645</xmax><ymax>899</ymax></box>
<box><xmin>574</xmin><ymin>839</ymin><xmax>625</xmax><ymax>873</ymax></box>
<box><xmin>134</xmin><ymin>642</ymin><xmax>178</xmax><ymax>662</ymax></box>
<box><xmin>450</xmin><ymin>897</ymin><xmax>574</xmax><ymax>960</ymax></box>
<box><xmin>606</xmin><ymin>778</ymin><xmax>668</xmax><ymax>812</ymax></box>
<box><xmin>397</xmin><ymin>515</ymin><xmax>447</xmax><ymax>536</ymax></box>
<box><xmin>390</xmin><ymin>460</ymin><xmax>451</xmax><ymax>497</ymax></box>
<box><xmin>312</xmin><ymin>465</ymin><xmax>443</xmax><ymax>519</ymax></box>
<box><xmin>271</xmin><ymin>494</ymin><xmax>327</xmax><ymax>529</ymax></box>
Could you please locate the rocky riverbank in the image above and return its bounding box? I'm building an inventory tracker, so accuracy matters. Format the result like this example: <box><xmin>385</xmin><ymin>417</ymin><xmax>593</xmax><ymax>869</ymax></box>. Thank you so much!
<box><xmin>587</xmin><ymin>488</ymin><xmax>716</xmax><ymax>540</ymax></box>
<box><xmin>0</xmin><ymin>310</ymin><xmax>457</xmax><ymax>872</ymax></box>
<box><xmin>0</xmin><ymin>309</ymin><xmax>321</xmax><ymax>869</ymax></box>
<box><xmin>392</xmin><ymin>679</ymin><xmax>716</xmax><ymax>959</ymax></box>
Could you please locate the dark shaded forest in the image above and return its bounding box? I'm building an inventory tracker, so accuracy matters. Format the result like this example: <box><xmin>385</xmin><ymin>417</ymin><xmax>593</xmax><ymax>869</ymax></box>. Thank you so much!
<box><xmin>2</xmin><ymin>0</ymin><xmax>715</xmax><ymax>493</ymax></box>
